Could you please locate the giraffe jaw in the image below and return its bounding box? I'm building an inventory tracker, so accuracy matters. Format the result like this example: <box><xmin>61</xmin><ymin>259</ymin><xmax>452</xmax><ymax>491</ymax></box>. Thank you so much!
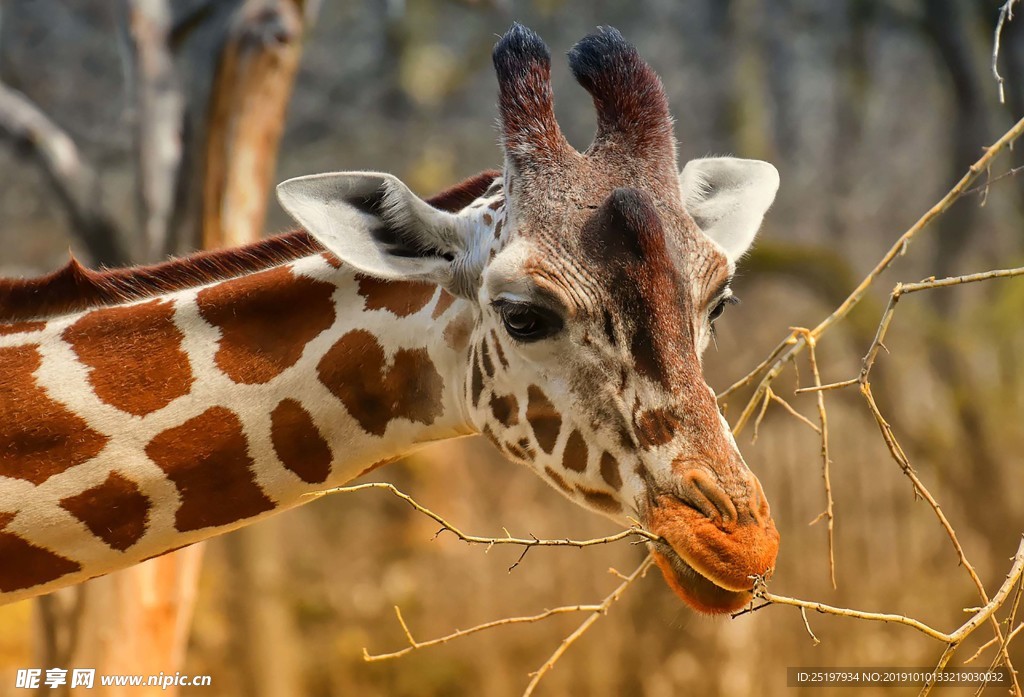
<box><xmin>649</xmin><ymin>540</ymin><xmax>753</xmax><ymax>615</ymax></box>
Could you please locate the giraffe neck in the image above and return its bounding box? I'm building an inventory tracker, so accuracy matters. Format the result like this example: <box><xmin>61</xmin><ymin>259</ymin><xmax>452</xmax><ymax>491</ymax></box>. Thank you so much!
<box><xmin>0</xmin><ymin>251</ymin><xmax>475</xmax><ymax>603</ymax></box>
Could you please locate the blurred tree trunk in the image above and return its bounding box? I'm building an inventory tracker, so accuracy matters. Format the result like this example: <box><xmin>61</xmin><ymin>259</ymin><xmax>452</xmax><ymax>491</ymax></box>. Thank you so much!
<box><xmin>201</xmin><ymin>0</ymin><xmax>312</xmax><ymax>248</ymax></box>
<box><xmin>224</xmin><ymin>522</ymin><xmax>302</xmax><ymax>697</ymax></box>
<box><xmin>34</xmin><ymin>548</ymin><xmax>206</xmax><ymax>697</ymax></box>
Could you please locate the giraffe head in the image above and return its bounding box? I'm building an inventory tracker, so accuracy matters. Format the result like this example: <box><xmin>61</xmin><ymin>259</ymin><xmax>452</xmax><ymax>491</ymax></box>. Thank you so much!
<box><xmin>278</xmin><ymin>24</ymin><xmax>780</xmax><ymax>614</ymax></box>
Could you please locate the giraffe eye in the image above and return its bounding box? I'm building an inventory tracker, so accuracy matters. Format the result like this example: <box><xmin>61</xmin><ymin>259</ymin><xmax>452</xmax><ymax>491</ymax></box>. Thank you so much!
<box><xmin>495</xmin><ymin>301</ymin><xmax>563</xmax><ymax>342</ymax></box>
<box><xmin>708</xmin><ymin>295</ymin><xmax>739</xmax><ymax>324</ymax></box>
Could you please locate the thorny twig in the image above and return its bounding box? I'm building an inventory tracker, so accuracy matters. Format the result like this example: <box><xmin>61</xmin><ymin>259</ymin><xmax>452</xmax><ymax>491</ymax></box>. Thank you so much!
<box><xmin>521</xmin><ymin>556</ymin><xmax>654</xmax><ymax>697</ymax></box>
<box><xmin>742</xmin><ymin>535</ymin><xmax>1024</xmax><ymax>647</ymax></box>
<box><xmin>794</xmin><ymin>328</ymin><xmax>836</xmax><ymax>590</ymax></box>
<box><xmin>307</xmin><ymin>482</ymin><xmax>662</xmax><ymax>555</ymax></box>
<box><xmin>717</xmin><ymin>115</ymin><xmax>1024</xmax><ymax>431</ymax></box>
<box><xmin>364</xmin><ymin>603</ymin><xmax>603</xmax><ymax>662</ymax></box>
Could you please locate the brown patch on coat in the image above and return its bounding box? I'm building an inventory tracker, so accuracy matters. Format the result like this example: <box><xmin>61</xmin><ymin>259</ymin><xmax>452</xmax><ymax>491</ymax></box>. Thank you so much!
<box><xmin>0</xmin><ymin>172</ymin><xmax>492</xmax><ymax>324</ymax></box>
<box><xmin>490</xmin><ymin>330</ymin><xmax>509</xmax><ymax>368</ymax></box>
<box><xmin>635</xmin><ymin>408</ymin><xmax>682</xmax><ymax>448</ymax></box>
<box><xmin>59</xmin><ymin>472</ymin><xmax>151</xmax><ymax>551</ymax></box>
<box><xmin>489</xmin><ymin>393</ymin><xmax>518</xmax><ymax>427</ymax></box>
<box><xmin>432</xmin><ymin>290</ymin><xmax>457</xmax><ymax>319</ymax></box>
<box><xmin>480</xmin><ymin>340</ymin><xmax>495</xmax><ymax>377</ymax></box>
<box><xmin>270</xmin><ymin>399</ymin><xmax>333</xmax><ymax>484</ymax></box>
<box><xmin>481</xmin><ymin>425</ymin><xmax>503</xmax><ymax>451</ymax></box>
<box><xmin>0</xmin><ymin>345</ymin><xmax>109</xmax><ymax>485</ymax></box>
<box><xmin>0</xmin><ymin>531</ymin><xmax>82</xmax><ymax>593</ymax></box>
<box><xmin>526</xmin><ymin>385</ymin><xmax>561</xmax><ymax>454</ymax></box>
<box><xmin>63</xmin><ymin>299</ymin><xmax>194</xmax><ymax>416</ymax></box>
<box><xmin>322</xmin><ymin>251</ymin><xmax>343</xmax><ymax>269</ymax></box>
<box><xmin>198</xmin><ymin>265</ymin><xmax>336</xmax><ymax>385</ymax></box>
<box><xmin>0</xmin><ymin>321</ymin><xmax>46</xmax><ymax>335</ymax></box>
<box><xmin>444</xmin><ymin>313</ymin><xmax>472</xmax><ymax>352</ymax></box>
<box><xmin>515</xmin><ymin>437</ymin><xmax>537</xmax><ymax>460</ymax></box>
<box><xmin>578</xmin><ymin>488</ymin><xmax>621</xmax><ymax>514</ymax></box>
<box><xmin>487</xmin><ymin>199</ymin><xmax>503</xmax><ymax>211</ymax></box>
<box><xmin>145</xmin><ymin>407</ymin><xmax>275</xmax><ymax>532</ymax></box>
<box><xmin>482</xmin><ymin>213</ymin><xmax>493</xmax><ymax>226</ymax></box>
<box><xmin>544</xmin><ymin>466</ymin><xmax>573</xmax><ymax>494</ymax></box>
<box><xmin>470</xmin><ymin>350</ymin><xmax>485</xmax><ymax>406</ymax></box>
<box><xmin>600</xmin><ymin>452</ymin><xmax>623</xmax><ymax>490</ymax></box>
<box><xmin>356</xmin><ymin>276</ymin><xmax>436</xmax><ymax>317</ymax></box>
<box><xmin>317</xmin><ymin>329</ymin><xmax>444</xmax><ymax>437</ymax></box>
<box><xmin>562</xmin><ymin>429</ymin><xmax>588</xmax><ymax>472</ymax></box>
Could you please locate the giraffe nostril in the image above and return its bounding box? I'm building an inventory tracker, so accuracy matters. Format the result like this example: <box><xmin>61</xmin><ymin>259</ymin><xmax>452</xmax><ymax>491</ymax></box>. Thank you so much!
<box><xmin>673</xmin><ymin>468</ymin><xmax>738</xmax><ymax>525</ymax></box>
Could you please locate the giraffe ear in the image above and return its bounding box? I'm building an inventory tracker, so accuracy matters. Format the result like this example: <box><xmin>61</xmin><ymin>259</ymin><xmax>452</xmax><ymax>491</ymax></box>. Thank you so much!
<box><xmin>276</xmin><ymin>171</ymin><xmax>469</xmax><ymax>288</ymax></box>
<box><xmin>679</xmin><ymin>157</ymin><xmax>779</xmax><ymax>261</ymax></box>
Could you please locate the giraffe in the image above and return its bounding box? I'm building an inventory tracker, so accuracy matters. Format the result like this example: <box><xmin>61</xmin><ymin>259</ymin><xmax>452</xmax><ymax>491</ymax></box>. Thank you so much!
<box><xmin>0</xmin><ymin>24</ymin><xmax>780</xmax><ymax>615</ymax></box>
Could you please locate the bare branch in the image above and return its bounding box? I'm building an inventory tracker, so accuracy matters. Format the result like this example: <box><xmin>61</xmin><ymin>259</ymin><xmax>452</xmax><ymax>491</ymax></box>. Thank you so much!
<box><xmin>745</xmin><ymin>536</ymin><xmax>1024</xmax><ymax>647</ymax></box>
<box><xmin>522</xmin><ymin>557</ymin><xmax>653</xmax><ymax>697</ymax></box>
<box><xmin>725</xmin><ymin>115</ymin><xmax>1024</xmax><ymax>437</ymax></box>
<box><xmin>306</xmin><ymin>482</ymin><xmax>662</xmax><ymax>551</ymax></box>
<box><xmin>993</xmin><ymin>1</ymin><xmax>1020</xmax><ymax>104</ymax></box>
<box><xmin>363</xmin><ymin>603</ymin><xmax>603</xmax><ymax>662</ymax></box>
<box><xmin>794</xmin><ymin>328</ymin><xmax>836</xmax><ymax>589</ymax></box>
<box><xmin>0</xmin><ymin>83</ymin><xmax>129</xmax><ymax>266</ymax></box>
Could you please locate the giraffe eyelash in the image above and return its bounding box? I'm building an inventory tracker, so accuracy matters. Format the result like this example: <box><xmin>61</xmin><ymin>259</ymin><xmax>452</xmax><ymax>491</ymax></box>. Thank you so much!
<box><xmin>708</xmin><ymin>294</ymin><xmax>739</xmax><ymax>340</ymax></box>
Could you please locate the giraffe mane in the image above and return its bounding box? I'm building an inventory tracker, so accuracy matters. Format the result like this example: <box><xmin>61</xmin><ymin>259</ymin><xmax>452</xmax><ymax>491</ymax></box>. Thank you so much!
<box><xmin>0</xmin><ymin>170</ymin><xmax>500</xmax><ymax>323</ymax></box>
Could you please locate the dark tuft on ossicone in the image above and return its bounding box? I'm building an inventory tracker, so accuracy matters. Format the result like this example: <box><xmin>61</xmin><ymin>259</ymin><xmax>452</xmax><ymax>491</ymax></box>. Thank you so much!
<box><xmin>566</xmin><ymin>26</ymin><xmax>638</xmax><ymax>88</ymax></box>
<box><xmin>492</xmin><ymin>22</ymin><xmax>551</xmax><ymax>80</ymax></box>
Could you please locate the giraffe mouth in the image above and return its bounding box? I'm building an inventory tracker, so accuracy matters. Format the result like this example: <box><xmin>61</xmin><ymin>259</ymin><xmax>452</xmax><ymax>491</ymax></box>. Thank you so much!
<box><xmin>648</xmin><ymin>540</ymin><xmax>753</xmax><ymax>614</ymax></box>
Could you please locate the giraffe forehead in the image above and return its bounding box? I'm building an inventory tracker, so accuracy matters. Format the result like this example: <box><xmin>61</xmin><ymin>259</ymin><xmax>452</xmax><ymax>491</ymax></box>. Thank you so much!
<box><xmin>495</xmin><ymin>181</ymin><xmax>728</xmax><ymax>321</ymax></box>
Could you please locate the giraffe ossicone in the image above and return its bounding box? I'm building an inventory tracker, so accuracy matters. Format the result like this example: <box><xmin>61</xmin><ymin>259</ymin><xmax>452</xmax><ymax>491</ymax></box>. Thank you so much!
<box><xmin>0</xmin><ymin>24</ymin><xmax>779</xmax><ymax>614</ymax></box>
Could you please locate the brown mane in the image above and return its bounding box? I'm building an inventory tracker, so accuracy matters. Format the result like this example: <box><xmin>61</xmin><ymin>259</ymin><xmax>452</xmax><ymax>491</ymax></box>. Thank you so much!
<box><xmin>0</xmin><ymin>170</ymin><xmax>500</xmax><ymax>323</ymax></box>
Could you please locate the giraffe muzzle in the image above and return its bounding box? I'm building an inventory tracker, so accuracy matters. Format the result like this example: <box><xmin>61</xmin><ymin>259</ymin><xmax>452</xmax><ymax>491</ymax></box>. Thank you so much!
<box><xmin>644</xmin><ymin>467</ymin><xmax>779</xmax><ymax>614</ymax></box>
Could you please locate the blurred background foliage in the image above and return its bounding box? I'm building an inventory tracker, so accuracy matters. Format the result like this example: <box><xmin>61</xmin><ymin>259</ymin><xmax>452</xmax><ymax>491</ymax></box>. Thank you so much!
<box><xmin>0</xmin><ymin>0</ymin><xmax>1022</xmax><ymax>695</ymax></box>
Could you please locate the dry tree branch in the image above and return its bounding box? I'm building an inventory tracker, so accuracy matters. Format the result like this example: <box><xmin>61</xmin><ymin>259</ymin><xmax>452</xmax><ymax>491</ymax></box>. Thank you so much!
<box><xmin>794</xmin><ymin>328</ymin><xmax>836</xmax><ymax>590</ymax></box>
<box><xmin>794</xmin><ymin>378</ymin><xmax>859</xmax><ymax>394</ymax></box>
<box><xmin>718</xmin><ymin>115</ymin><xmax>1024</xmax><ymax>432</ymax></box>
<box><xmin>521</xmin><ymin>556</ymin><xmax>654</xmax><ymax>697</ymax></box>
<box><xmin>746</xmin><ymin>535</ymin><xmax>1024</xmax><ymax>647</ymax></box>
<box><xmin>993</xmin><ymin>0</ymin><xmax>1020</xmax><ymax>104</ymax></box>
<box><xmin>307</xmin><ymin>482</ymin><xmax>661</xmax><ymax>553</ymax></box>
<box><xmin>361</xmin><ymin>555</ymin><xmax>654</xmax><ymax>697</ymax></box>
<box><xmin>859</xmin><ymin>383</ymin><xmax>1019</xmax><ymax>694</ymax></box>
<box><xmin>0</xmin><ymin>83</ymin><xmax>129</xmax><ymax>266</ymax></box>
<box><xmin>860</xmin><ymin>267</ymin><xmax>1024</xmax><ymax>383</ymax></box>
<box><xmin>363</xmin><ymin>603</ymin><xmax>603</xmax><ymax>662</ymax></box>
